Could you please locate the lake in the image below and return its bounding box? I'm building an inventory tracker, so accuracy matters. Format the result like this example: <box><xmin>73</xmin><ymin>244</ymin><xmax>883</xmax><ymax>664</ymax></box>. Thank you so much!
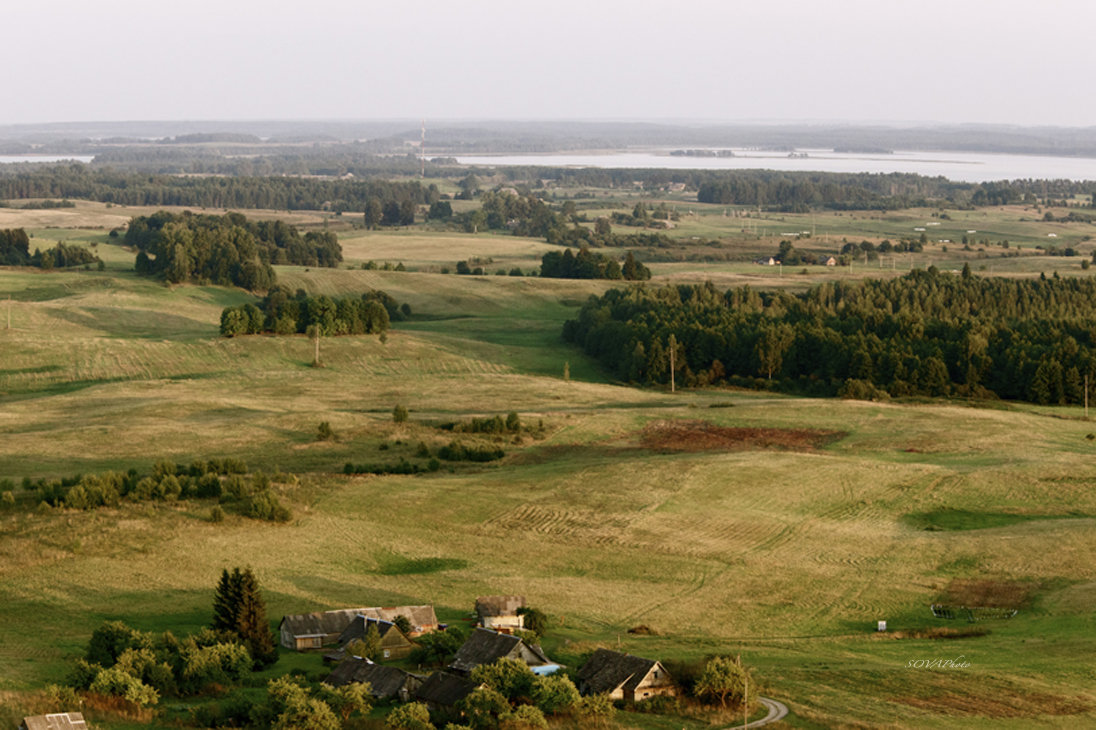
<box><xmin>454</xmin><ymin>148</ymin><xmax>1096</xmax><ymax>183</ymax></box>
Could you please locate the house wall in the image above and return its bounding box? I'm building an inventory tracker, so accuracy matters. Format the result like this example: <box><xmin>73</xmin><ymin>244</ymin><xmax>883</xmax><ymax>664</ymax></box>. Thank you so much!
<box><xmin>627</xmin><ymin>666</ymin><xmax>677</xmax><ymax>703</ymax></box>
<box><xmin>481</xmin><ymin>615</ymin><xmax>523</xmax><ymax>633</ymax></box>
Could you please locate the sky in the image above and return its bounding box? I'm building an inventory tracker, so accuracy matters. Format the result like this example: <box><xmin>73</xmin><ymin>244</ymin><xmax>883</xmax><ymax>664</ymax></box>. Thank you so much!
<box><xmin>4</xmin><ymin>0</ymin><xmax>1095</xmax><ymax>127</ymax></box>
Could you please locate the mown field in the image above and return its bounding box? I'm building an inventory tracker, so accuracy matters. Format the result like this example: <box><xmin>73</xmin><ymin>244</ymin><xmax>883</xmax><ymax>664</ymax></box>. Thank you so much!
<box><xmin>1</xmin><ymin>207</ymin><xmax>1096</xmax><ymax>728</ymax></box>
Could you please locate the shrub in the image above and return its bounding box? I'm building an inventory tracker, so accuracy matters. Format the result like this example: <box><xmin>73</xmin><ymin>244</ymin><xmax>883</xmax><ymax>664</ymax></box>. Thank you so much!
<box><xmin>242</xmin><ymin>490</ymin><xmax>291</xmax><ymax>522</ymax></box>
<box><xmin>386</xmin><ymin>701</ymin><xmax>435</xmax><ymax>729</ymax></box>
<box><xmin>317</xmin><ymin>421</ymin><xmax>335</xmax><ymax>441</ymax></box>
<box><xmin>393</xmin><ymin>404</ymin><xmax>409</xmax><ymax>423</ymax></box>
<box><xmin>209</xmin><ymin>505</ymin><xmax>225</xmax><ymax>523</ymax></box>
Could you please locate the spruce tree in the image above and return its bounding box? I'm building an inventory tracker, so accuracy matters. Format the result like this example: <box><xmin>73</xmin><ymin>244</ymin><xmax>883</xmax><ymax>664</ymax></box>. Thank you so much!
<box><xmin>211</xmin><ymin>567</ymin><xmax>277</xmax><ymax>667</ymax></box>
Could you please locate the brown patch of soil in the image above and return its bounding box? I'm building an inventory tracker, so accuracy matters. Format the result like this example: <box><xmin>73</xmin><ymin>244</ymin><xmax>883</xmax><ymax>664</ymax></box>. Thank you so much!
<box><xmin>941</xmin><ymin>579</ymin><xmax>1034</xmax><ymax>609</ymax></box>
<box><xmin>639</xmin><ymin>420</ymin><xmax>845</xmax><ymax>453</ymax></box>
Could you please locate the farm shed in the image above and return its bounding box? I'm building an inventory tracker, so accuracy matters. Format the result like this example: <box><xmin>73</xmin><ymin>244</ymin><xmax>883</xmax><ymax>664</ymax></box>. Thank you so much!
<box><xmin>448</xmin><ymin>627</ymin><xmax>550</xmax><ymax>675</ymax></box>
<box><xmin>474</xmin><ymin>595</ymin><xmax>525</xmax><ymax>633</ymax></box>
<box><xmin>413</xmin><ymin>671</ymin><xmax>481</xmax><ymax>710</ymax></box>
<box><xmin>576</xmin><ymin>648</ymin><xmax>677</xmax><ymax>702</ymax></box>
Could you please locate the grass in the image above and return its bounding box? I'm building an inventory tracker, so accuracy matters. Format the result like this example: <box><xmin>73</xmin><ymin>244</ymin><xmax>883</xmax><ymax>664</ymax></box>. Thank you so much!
<box><xmin>2</xmin><ymin>206</ymin><xmax>1096</xmax><ymax>727</ymax></box>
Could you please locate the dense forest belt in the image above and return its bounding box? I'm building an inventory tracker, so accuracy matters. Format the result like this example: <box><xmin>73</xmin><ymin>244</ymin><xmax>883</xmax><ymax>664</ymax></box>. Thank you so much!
<box><xmin>1</xmin><ymin>164</ymin><xmax>1093</xmax><ymax>212</ymax></box>
<box><xmin>564</xmin><ymin>270</ymin><xmax>1096</xmax><ymax>404</ymax></box>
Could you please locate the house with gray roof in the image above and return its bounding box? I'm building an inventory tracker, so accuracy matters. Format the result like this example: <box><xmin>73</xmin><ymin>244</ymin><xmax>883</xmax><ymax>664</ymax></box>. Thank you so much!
<box><xmin>413</xmin><ymin>671</ymin><xmax>481</xmax><ymax>710</ymax></box>
<box><xmin>448</xmin><ymin>627</ymin><xmax>550</xmax><ymax>676</ymax></box>
<box><xmin>325</xmin><ymin>658</ymin><xmax>424</xmax><ymax>701</ymax></box>
<box><xmin>576</xmin><ymin>648</ymin><xmax>676</xmax><ymax>703</ymax></box>
<box><xmin>338</xmin><ymin>616</ymin><xmax>414</xmax><ymax>659</ymax></box>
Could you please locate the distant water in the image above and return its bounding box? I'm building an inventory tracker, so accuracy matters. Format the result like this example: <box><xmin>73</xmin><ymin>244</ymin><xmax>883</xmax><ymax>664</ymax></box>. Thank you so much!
<box><xmin>0</xmin><ymin>155</ymin><xmax>95</xmax><ymax>164</ymax></box>
<box><xmin>455</xmin><ymin>148</ymin><xmax>1096</xmax><ymax>183</ymax></box>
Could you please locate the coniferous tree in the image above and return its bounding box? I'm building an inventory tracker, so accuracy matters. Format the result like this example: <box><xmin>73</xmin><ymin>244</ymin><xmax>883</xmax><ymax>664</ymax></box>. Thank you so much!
<box><xmin>211</xmin><ymin>567</ymin><xmax>277</xmax><ymax>667</ymax></box>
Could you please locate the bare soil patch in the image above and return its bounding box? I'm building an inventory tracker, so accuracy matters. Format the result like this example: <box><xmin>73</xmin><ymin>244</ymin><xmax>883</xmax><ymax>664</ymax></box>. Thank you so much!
<box><xmin>639</xmin><ymin>420</ymin><xmax>845</xmax><ymax>453</ymax></box>
<box><xmin>940</xmin><ymin>579</ymin><xmax>1035</xmax><ymax>609</ymax></box>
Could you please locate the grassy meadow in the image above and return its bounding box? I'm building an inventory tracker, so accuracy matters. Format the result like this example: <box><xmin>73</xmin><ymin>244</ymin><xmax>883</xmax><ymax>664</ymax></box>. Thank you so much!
<box><xmin>1</xmin><ymin>203</ymin><xmax>1096</xmax><ymax>728</ymax></box>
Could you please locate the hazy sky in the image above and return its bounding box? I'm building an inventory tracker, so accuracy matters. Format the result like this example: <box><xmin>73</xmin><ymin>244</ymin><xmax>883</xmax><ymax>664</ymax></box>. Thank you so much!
<box><xmin>5</xmin><ymin>0</ymin><xmax>1094</xmax><ymax>127</ymax></box>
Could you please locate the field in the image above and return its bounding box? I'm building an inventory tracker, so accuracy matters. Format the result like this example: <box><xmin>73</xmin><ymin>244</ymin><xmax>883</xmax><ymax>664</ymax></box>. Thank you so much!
<box><xmin>2</xmin><ymin>202</ymin><xmax>1096</xmax><ymax>728</ymax></box>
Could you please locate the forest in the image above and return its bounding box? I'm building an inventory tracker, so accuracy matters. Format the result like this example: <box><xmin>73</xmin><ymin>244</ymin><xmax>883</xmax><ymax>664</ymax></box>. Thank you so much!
<box><xmin>564</xmin><ymin>269</ymin><xmax>1096</xmax><ymax>404</ymax></box>
<box><xmin>125</xmin><ymin>212</ymin><xmax>341</xmax><ymax>289</ymax></box>
<box><xmin>539</xmin><ymin>248</ymin><xmax>651</xmax><ymax>280</ymax></box>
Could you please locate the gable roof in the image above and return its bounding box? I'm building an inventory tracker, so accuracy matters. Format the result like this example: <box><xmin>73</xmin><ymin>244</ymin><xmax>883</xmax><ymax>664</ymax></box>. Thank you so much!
<box><xmin>326</xmin><ymin>658</ymin><xmax>420</xmax><ymax>698</ymax></box>
<box><xmin>281</xmin><ymin>605</ymin><xmax>437</xmax><ymax>637</ymax></box>
<box><xmin>475</xmin><ymin>595</ymin><xmax>525</xmax><ymax>617</ymax></box>
<box><xmin>448</xmin><ymin>627</ymin><xmax>549</xmax><ymax>674</ymax></box>
<box><xmin>338</xmin><ymin>616</ymin><xmax>411</xmax><ymax>647</ymax></box>
<box><xmin>21</xmin><ymin>715</ymin><xmax>87</xmax><ymax>730</ymax></box>
<box><xmin>577</xmin><ymin>648</ymin><xmax>663</xmax><ymax>695</ymax></box>
<box><xmin>413</xmin><ymin>671</ymin><xmax>480</xmax><ymax>707</ymax></box>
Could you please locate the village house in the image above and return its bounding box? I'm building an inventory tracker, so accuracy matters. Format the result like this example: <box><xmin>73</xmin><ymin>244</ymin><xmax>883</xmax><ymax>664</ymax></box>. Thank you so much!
<box><xmin>20</xmin><ymin>714</ymin><xmax>87</xmax><ymax>730</ymax></box>
<box><xmin>337</xmin><ymin>616</ymin><xmax>414</xmax><ymax>660</ymax></box>
<box><xmin>448</xmin><ymin>627</ymin><xmax>551</xmax><ymax>675</ymax></box>
<box><xmin>474</xmin><ymin>595</ymin><xmax>524</xmax><ymax>634</ymax></box>
<box><xmin>326</xmin><ymin>658</ymin><xmax>424</xmax><ymax>702</ymax></box>
<box><xmin>279</xmin><ymin>604</ymin><xmax>437</xmax><ymax>649</ymax></box>
<box><xmin>576</xmin><ymin>648</ymin><xmax>677</xmax><ymax>703</ymax></box>
<box><xmin>413</xmin><ymin>671</ymin><xmax>481</xmax><ymax>712</ymax></box>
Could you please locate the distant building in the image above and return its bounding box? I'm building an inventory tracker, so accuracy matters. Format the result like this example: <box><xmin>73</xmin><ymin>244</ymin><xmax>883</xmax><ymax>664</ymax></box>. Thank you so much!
<box><xmin>576</xmin><ymin>648</ymin><xmax>677</xmax><ymax>703</ymax></box>
<box><xmin>474</xmin><ymin>595</ymin><xmax>525</xmax><ymax>634</ymax></box>
<box><xmin>20</xmin><ymin>714</ymin><xmax>87</xmax><ymax>730</ymax></box>
<box><xmin>448</xmin><ymin>627</ymin><xmax>551</xmax><ymax>675</ymax></box>
<box><xmin>825</xmin><ymin>256</ymin><xmax>837</xmax><ymax>266</ymax></box>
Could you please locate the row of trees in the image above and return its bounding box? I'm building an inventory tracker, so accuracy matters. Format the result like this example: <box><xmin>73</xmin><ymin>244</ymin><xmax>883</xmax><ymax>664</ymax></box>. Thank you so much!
<box><xmin>540</xmin><ymin>248</ymin><xmax>651</xmax><ymax>280</ymax></box>
<box><xmin>220</xmin><ymin>285</ymin><xmax>405</xmax><ymax>337</ymax></box>
<box><xmin>0</xmin><ymin>164</ymin><xmax>439</xmax><ymax>212</ymax></box>
<box><xmin>564</xmin><ymin>269</ymin><xmax>1096</xmax><ymax>403</ymax></box>
<box><xmin>0</xmin><ymin>228</ymin><xmax>101</xmax><ymax>268</ymax></box>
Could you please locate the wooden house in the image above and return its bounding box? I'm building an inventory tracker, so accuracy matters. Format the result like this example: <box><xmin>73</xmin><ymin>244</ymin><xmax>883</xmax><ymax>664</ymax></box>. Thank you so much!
<box><xmin>20</xmin><ymin>715</ymin><xmax>87</xmax><ymax>730</ymax></box>
<box><xmin>448</xmin><ymin>627</ymin><xmax>550</xmax><ymax>675</ymax></box>
<box><xmin>279</xmin><ymin>604</ymin><xmax>438</xmax><ymax>649</ymax></box>
<box><xmin>338</xmin><ymin>616</ymin><xmax>414</xmax><ymax>659</ymax></box>
<box><xmin>326</xmin><ymin>658</ymin><xmax>424</xmax><ymax>702</ymax></box>
<box><xmin>474</xmin><ymin>595</ymin><xmax>525</xmax><ymax>634</ymax></box>
<box><xmin>576</xmin><ymin>648</ymin><xmax>676</xmax><ymax>703</ymax></box>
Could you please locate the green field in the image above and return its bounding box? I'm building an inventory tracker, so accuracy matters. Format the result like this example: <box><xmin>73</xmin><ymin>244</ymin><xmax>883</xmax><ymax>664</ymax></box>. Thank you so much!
<box><xmin>2</xmin><ymin>204</ymin><xmax>1096</xmax><ymax>728</ymax></box>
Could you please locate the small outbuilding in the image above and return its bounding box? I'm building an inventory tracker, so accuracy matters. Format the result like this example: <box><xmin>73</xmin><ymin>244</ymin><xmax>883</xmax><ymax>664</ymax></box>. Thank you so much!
<box><xmin>448</xmin><ymin>627</ymin><xmax>550</xmax><ymax>675</ymax></box>
<box><xmin>413</xmin><ymin>671</ymin><xmax>481</xmax><ymax>711</ymax></box>
<box><xmin>576</xmin><ymin>648</ymin><xmax>677</xmax><ymax>703</ymax></box>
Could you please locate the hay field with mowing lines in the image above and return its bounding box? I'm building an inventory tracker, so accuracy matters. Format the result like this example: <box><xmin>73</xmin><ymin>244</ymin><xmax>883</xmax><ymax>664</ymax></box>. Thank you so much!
<box><xmin>1</xmin><ymin>211</ymin><xmax>1096</xmax><ymax>727</ymax></box>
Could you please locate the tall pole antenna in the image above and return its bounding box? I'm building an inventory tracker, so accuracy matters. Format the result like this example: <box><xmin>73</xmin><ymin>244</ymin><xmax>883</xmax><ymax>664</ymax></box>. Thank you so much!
<box><xmin>420</xmin><ymin>119</ymin><xmax>426</xmax><ymax>178</ymax></box>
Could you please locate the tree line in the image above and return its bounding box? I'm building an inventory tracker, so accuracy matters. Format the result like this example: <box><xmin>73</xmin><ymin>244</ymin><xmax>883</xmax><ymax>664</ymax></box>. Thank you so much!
<box><xmin>1</xmin><ymin>227</ymin><xmax>102</xmax><ymax>269</ymax></box>
<box><xmin>220</xmin><ymin>285</ymin><xmax>406</xmax><ymax>337</ymax></box>
<box><xmin>540</xmin><ymin>248</ymin><xmax>651</xmax><ymax>280</ymax></box>
<box><xmin>126</xmin><ymin>211</ymin><xmax>341</xmax><ymax>289</ymax></box>
<box><xmin>564</xmin><ymin>269</ymin><xmax>1096</xmax><ymax>404</ymax></box>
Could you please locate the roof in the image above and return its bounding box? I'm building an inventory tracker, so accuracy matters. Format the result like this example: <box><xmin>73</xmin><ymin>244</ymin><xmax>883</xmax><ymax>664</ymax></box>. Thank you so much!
<box><xmin>449</xmin><ymin>627</ymin><xmax>549</xmax><ymax>674</ymax></box>
<box><xmin>475</xmin><ymin>595</ymin><xmax>525</xmax><ymax>618</ymax></box>
<box><xmin>281</xmin><ymin>605</ymin><xmax>437</xmax><ymax>637</ymax></box>
<box><xmin>577</xmin><ymin>648</ymin><xmax>663</xmax><ymax>695</ymax></box>
<box><xmin>326</xmin><ymin>658</ymin><xmax>420</xmax><ymax>698</ymax></box>
<box><xmin>413</xmin><ymin>671</ymin><xmax>480</xmax><ymax>707</ymax></box>
<box><xmin>338</xmin><ymin>616</ymin><xmax>410</xmax><ymax>647</ymax></box>
<box><xmin>21</xmin><ymin>715</ymin><xmax>87</xmax><ymax>730</ymax></box>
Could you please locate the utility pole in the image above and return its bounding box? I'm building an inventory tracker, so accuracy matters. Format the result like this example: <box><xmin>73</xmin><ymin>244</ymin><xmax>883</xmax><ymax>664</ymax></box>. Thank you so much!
<box><xmin>6</xmin><ymin>295</ymin><xmax>10</xmax><ymax>330</ymax></box>
<box><xmin>669</xmin><ymin>336</ymin><xmax>676</xmax><ymax>393</ymax></box>
<box><xmin>1086</xmin><ymin>374</ymin><xmax>1089</xmax><ymax>419</ymax></box>
<box><xmin>743</xmin><ymin>673</ymin><xmax>748</xmax><ymax>729</ymax></box>
<box><xmin>420</xmin><ymin>119</ymin><xmax>426</xmax><ymax>178</ymax></box>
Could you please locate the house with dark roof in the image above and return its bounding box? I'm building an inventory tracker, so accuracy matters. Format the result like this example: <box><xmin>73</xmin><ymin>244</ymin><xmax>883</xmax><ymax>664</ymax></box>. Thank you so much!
<box><xmin>474</xmin><ymin>595</ymin><xmax>525</xmax><ymax>634</ymax></box>
<box><xmin>280</xmin><ymin>604</ymin><xmax>438</xmax><ymax>649</ymax></box>
<box><xmin>448</xmin><ymin>627</ymin><xmax>550</xmax><ymax>676</ymax></box>
<box><xmin>338</xmin><ymin>616</ymin><xmax>414</xmax><ymax>660</ymax></box>
<box><xmin>326</xmin><ymin>658</ymin><xmax>424</xmax><ymax>701</ymax></box>
<box><xmin>576</xmin><ymin>648</ymin><xmax>676</xmax><ymax>703</ymax></box>
<box><xmin>20</xmin><ymin>714</ymin><xmax>87</xmax><ymax>730</ymax></box>
<box><xmin>413</xmin><ymin>671</ymin><xmax>481</xmax><ymax>711</ymax></box>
